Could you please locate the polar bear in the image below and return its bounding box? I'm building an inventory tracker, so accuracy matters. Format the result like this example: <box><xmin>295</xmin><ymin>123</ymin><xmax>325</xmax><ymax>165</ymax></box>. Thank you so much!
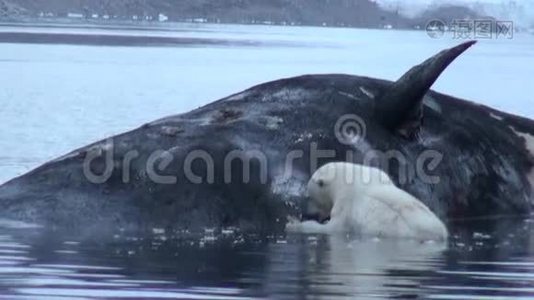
<box><xmin>286</xmin><ymin>162</ymin><xmax>448</xmax><ymax>242</ymax></box>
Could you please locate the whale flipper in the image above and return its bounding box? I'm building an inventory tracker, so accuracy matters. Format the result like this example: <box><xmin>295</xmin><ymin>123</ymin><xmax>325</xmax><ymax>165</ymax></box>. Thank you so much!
<box><xmin>377</xmin><ymin>41</ymin><xmax>477</xmax><ymax>138</ymax></box>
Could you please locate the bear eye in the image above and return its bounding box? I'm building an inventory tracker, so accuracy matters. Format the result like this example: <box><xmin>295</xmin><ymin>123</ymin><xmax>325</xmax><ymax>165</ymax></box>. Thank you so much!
<box><xmin>317</xmin><ymin>180</ymin><xmax>325</xmax><ymax>187</ymax></box>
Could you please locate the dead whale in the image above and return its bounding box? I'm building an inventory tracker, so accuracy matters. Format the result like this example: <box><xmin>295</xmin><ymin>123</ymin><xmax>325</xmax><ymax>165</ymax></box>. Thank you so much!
<box><xmin>0</xmin><ymin>41</ymin><xmax>532</xmax><ymax>233</ymax></box>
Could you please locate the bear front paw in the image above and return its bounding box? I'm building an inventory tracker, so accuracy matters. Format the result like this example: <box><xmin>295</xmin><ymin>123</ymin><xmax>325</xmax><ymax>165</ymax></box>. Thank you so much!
<box><xmin>285</xmin><ymin>216</ymin><xmax>302</xmax><ymax>232</ymax></box>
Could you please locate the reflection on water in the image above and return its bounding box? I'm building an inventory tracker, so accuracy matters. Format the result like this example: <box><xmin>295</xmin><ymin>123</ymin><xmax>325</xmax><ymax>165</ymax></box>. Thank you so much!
<box><xmin>0</xmin><ymin>217</ymin><xmax>531</xmax><ymax>299</ymax></box>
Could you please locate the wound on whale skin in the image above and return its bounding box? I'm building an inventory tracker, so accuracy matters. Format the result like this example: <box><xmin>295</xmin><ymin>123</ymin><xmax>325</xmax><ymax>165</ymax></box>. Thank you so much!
<box><xmin>376</xmin><ymin>41</ymin><xmax>477</xmax><ymax>138</ymax></box>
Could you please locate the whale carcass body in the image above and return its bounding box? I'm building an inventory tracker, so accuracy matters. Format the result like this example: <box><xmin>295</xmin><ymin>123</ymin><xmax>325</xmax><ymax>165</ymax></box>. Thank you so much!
<box><xmin>0</xmin><ymin>41</ymin><xmax>532</xmax><ymax>232</ymax></box>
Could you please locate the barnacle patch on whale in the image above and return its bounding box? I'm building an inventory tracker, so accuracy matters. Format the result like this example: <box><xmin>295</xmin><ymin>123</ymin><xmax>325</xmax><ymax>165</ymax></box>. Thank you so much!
<box><xmin>224</xmin><ymin>90</ymin><xmax>252</xmax><ymax>102</ymax></box>
<box><xmin>50</xmin><ymin>140</ymin><xmax>113</xmax><ymax>163</ymax></box>
<box><xmin>338</xmin><ymin>91</ymin><xmax>359</xmax><ymax>100</ymax></box>
<box><xmin>490</xmin><ymin>113</ymin><xmax>504</xmax><ymax>121</ymax></box>
<box><xmin>510</xmin><ymin>126</ymin><xmax>534</xmax><ymax>189</ymax></box>
<box><xmin>258</xmin><ymin>115</ymin><xmax>284</xmax><ymax>130</ymax></box>
<box><xmin>359</xmin><ymin>86</ymin><xmax>375</xmax><ymax>99</ymax></box>
<box><xmin>160</xmin><ymin>126</ymin><xmax>184</xmax><ymax>137</ymax></box>
<box><xmin>212</xmin><ymin>109</ymin><xmax>243</xmax><ymax>124</ymax></box>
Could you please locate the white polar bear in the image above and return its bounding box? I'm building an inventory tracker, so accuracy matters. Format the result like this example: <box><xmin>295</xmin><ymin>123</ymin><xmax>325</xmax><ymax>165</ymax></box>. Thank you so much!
<box><xmin>286</xmin><ymin>162</ymin><xmax>448</xmax><ymax>242</ymax></box>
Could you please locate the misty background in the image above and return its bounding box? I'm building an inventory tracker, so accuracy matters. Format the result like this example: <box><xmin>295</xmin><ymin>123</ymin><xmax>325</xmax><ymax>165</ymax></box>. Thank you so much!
<box><xmin>379</xmin><ymin>0</ymin><xmax>533</xmax><ymax>29</ymax></box>
<box><xmin>1</xmin><ymin>0</ymin><xmax>532</xmax><ymax>30</ymax></box>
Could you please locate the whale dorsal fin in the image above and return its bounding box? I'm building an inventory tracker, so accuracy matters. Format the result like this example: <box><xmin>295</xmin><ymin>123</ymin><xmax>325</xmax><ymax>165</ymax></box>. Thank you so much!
<box><xmin>377</xmin><ymin>41</ymin><xmax>477</xmax><ymax>139</ymax></box>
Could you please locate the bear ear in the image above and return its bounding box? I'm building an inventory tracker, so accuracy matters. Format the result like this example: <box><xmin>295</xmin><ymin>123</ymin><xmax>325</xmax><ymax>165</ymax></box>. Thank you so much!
<box><xmin>376</xmin><ymin>41</ymin><xmax>476</xmax><ymax>139</ymax></box>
